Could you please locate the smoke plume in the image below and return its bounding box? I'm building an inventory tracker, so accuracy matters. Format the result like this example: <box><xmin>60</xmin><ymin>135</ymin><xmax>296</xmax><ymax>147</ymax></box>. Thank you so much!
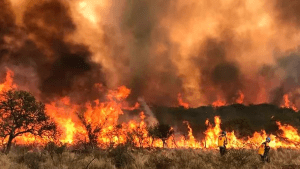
<box><xmin>1</xmin><ymin>0</ymin><xmax>106</xmax><ymax>103</ymax></box>
<box><xmin>1</xmin><ymin>0</ymin><xmax>300</xmax><ymax>108</ymax></box>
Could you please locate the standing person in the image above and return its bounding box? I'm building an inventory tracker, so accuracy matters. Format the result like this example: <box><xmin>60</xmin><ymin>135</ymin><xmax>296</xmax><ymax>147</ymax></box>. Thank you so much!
<box><xmin>258</xmin><ymin>137</ymin><xmax>271</xmax><ymax>162</ymax></box>
<box><xmin>218</xmin><ymin>131</ymin><xmax>227</xmax><ymax>156</ymax></box>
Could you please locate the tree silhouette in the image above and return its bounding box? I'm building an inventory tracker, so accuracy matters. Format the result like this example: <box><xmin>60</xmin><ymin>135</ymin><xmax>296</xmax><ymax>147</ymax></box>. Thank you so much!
<box><xmin>77</xmin><ymin>111</ymin><xmax>107</xmax><ymax>148</ymax></box>
<box><xmin>0</xmin><ymin>90</ymin><xmax>57</xmax><ymax>154</ymax></box>
<box><xmin>148</xmin><ymin>123</ymin><xmax>174</xmax><ymax>148</ymax></box>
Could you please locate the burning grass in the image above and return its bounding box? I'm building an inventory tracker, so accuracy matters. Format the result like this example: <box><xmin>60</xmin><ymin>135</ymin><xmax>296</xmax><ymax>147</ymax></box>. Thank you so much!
<box><xmin>0</xmin><ymin>71</ymin><xmax>299</xmax><ymax>169</ymax></box>
<box><xmin>0</xmin><ymin>70</ymin><xmax>300</xmax><ymax>151</ymax></box>
<box><xmin>0</xmin><ymin>145</ymin><xmax>300</xmax><ymax>169</ymax></box>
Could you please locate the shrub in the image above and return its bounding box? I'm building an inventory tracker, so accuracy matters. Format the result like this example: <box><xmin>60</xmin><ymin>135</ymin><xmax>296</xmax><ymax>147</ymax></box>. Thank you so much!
<box><xmin>108</xmin><ymin>144</ymin><xmax>134</xmax><ymax>168</ymax></box>
<box><xmin>145</xmin><ymin>152</ymin><xmax>174</xmax><ymax>169</ymax></box>
<box><xmin>15</xmin><ymin>152</ymin><xmax>47</xmax><ymax>169</ymax></box>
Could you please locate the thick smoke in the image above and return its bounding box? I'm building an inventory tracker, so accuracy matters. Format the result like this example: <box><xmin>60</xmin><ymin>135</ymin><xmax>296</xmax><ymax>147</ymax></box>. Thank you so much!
<box><xmin>1</xmin><ymin>0</ymin><xmax>300</xmax><ymax>139</ymax></box>
<box><xmin>262</xmin><ymin>50</ymin><xmax>300</xmax><ymax>108</ymax></box>
<box><xmin>193</xmin><ymin>37</ymin><xmax>246</xmax><ymax>104</ymax></box>
<box><xmin>2</xmin><ymin>0</ymin><xmax>107</xmax><ymax>103</ymax></box>
<box><xmin>138</xmin><ymin>97</ymin><xmax>158</xmax><ymax>125</ymax></box>
<box><xmin>117</xmin><ymin>0</ymin><xmax>183</xmax><ymax>106</ymax></box>
<box><xmin>2</xmin><ymin>0</ymin><xmax>300</xmax><ymax>108</ymax></box>
<box><xmin>0</xmin><ymin>0</ymin><xmax>15</xmax><ymax>61</ymax></box>
<box><xmin>274</xmin><ymin>0</ymin><xmax>300</xmax><ymax>27</ymax></box>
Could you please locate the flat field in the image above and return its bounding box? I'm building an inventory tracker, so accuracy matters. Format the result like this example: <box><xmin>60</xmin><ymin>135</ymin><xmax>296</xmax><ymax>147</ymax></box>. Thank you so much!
<box><xmin>0</xmin><ymin>146</ymin><xmax>300</xmax><ymax>169</ymax></box>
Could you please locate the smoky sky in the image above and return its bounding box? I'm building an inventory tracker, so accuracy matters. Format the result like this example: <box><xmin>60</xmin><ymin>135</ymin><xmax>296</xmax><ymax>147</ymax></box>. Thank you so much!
<box><xmin>266</xmin><ymin>51</ymin><xmax>300</xmax><ymax>107</ymax></box>
<box><xmin>119</xmin><ymin>0</ymin><xmax>183</xmax><ymax>106</ymax></box>
<box><xmin>2</xmin><ymin>0</ymin><xmax>300</xmax><ymax>108</ymax></box>
<box><xmin>0</xmin><ymin>0</ymin><xmax>106</xmax><ymax>103</ymax></box>
<box><xmin>192</xmin><ymin>37</ymin><xmax>245</xmax><ymax>104</ymax></box>
<box><xmin>0</xmin><ymin>0</ymin><xmax>15</xmax><ymax>60</ymax></box>
<box><xmin>274</xmin><ymin>0</ymin><xmax>300</xmax><ymax>27</ymax></box>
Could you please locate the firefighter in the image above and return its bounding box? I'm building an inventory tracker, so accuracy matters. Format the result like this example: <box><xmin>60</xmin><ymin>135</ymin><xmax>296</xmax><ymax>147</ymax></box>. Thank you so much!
<box><xmin>258</xmin><ymin>137</ymin><xmax>271</xmax><ymax>162</ymax></box>
<box><xmin>218</xmin><ymin>131</ymin><xmax>227</xmax><ymax>156</ymax></box>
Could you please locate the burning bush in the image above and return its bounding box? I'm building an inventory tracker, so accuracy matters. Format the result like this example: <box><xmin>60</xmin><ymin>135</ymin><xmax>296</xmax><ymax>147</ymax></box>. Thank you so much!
<box><xmin>147</xmin><ymin>123</ymin><xmax>174</xmax><ymax>148</ymax></box>
<box><xmin>0</xmin><ymin>70</ymin><xmax>298</xmax><ymax>150</ymax></box>
<box><xmin>0</xmin><ymin>90</ymin><xmax>57</xmax><ymax>154</ymax></box>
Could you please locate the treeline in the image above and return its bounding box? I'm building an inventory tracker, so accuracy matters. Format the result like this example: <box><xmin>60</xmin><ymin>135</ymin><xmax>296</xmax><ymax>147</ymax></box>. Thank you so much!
<box><xmin>150</xmin><ymin>104</ymin><xmax>300</xmax><ymax>139</ymax></box>
<box><xmin>1</xmin><ymin>89</ymin><xmax>300</xmax><ymax>154</ymax></box>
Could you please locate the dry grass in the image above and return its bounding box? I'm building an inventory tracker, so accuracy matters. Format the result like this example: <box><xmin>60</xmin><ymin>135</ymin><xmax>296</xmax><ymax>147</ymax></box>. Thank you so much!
<box><xmin>0</xmin><ymin>146</ymin><xmax>300</xmax><ymax>169</ymax></box>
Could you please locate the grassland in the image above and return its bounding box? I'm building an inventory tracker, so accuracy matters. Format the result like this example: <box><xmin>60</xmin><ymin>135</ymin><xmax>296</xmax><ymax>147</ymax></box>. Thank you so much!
<box><xmin>0</xmin><ymin>145</ymin><xmax>299</xmax><ymax>169</ymax></box>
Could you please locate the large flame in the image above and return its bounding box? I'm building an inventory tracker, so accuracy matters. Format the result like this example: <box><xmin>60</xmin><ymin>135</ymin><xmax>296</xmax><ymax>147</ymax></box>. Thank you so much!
<box><xmin>236</xmin><ymin>90</ymin><xmax>245</xmax><ymax>104</ymax></box>
<box><xmin>177</xmin><ymin>93</ymin><xmax>189</xmax><ymax>109</ymax></box>
<box><xmin>281</xmin><ymin>94</ymin><xmax>298</xmax><ymax>112</ymax></box>
<box><xmin>212</xmin><ymin>96</ymin><xmax>226</xmax><ymax>107</ymax></box>
<box><xmin>0</xmin><ymin>70</ymin><xmax>299</xmax><ymax>149</ymax></box>
<box><xmin>0</xmin><ymin>69</ymin><xmax>17</xmax><ymax>92</ymax></box>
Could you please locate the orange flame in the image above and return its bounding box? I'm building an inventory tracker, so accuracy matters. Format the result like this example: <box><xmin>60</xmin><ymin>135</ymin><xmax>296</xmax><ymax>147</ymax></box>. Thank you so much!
<box><xmin>177</xmin><ymin>93</ymin><xmax>189</xmax><ymax>109</ymax></box>
<box><xmin>0</xmin><ymin>70</ymin><xmax>300</xmax><ymax>150</ymax></box>
<box><xmin>236</xmin><ymin>90</ymin><xmax>245</xmax><ymax>104</ymax></box>
<box><xmin>212</xmin><ymin>96</ymin><xmax>226</xmax><ymax>107</ymax></box>
<box><xmin>0</xmin><ymin>69</ymin><xmax>17</xmax><ymax>93</ymax></box>
<box><xmin>203</xmin><ymin>116</ymin><xmax>221</xmax><ymax>148</ymax></box>
<box><xmin>281</xmin><ymin>94</ymin><xmax>298</xmax><ymax>112</ymax></box>
<box><xmin>276</xmin><ymin>121</ymin><xmax>300</xmax><ymax>148</ymax></box>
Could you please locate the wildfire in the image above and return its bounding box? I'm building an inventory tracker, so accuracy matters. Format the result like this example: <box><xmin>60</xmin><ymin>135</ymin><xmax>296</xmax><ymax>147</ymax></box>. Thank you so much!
<box><xmin>212</xmin><ymin>91</ymin><xmax>244</xmax><ymax>108</ymax></box>
<box><xmin>178</xmin><ymin>121</ymin><xmax>201</xmax><ymax>148</ymax></box>
<box><xmin>276</xmin><ymin>122</ymin><xmax>300</xmax><ymax>147</ymax></box>
<box><xmin>212</xmin><ymin>96</ymin><xmax>226</xmax><ymax>107</ymax></box>
<box><xmin>45</xmin><ymin>97</ymin><xmax>83</xmax><ymax>144</ymax></box>
<box><xmin>236</xmin><ymin>90</ymin><xmax>245</xmax><ymax>104</ymax></box>
<box><xmin>281</xmin><ymin>94</ymin><xmax>298</xmax><ymax>112</ymax></box>
<box><xmin>0</xmin><ymin>70</ymin><xmax>300</xmax><ymax>150</ymax></box>
<box><xmin>203</xmin><ymin>116</ymin><xmax>222</xmax><ymax>148</ymax></box>
<box><xmin>177</xmin><ymin>93</ymin><xmax>189</xmax><ymax>109</ymax></box>
<box><xmin>199</xmin><ymin>117</ymin><xmax>300</xmax><ymax>149</ymax></box>
<box><xmin>0</xmin><ymin>69</ymin><xmax>17</xmax><ymax>93</ymax></box>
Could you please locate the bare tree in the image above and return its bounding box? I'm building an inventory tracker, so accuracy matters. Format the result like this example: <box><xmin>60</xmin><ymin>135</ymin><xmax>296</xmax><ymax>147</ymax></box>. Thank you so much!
<box><xmin>0</xmin><ymin>90</ymin><xmax>57</xmax><ymax>154</ymax></box>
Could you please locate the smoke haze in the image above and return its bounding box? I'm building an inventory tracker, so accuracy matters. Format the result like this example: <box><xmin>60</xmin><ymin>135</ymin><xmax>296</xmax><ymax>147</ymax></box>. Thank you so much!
<box><xmin>1</xmin><ymin>0</ymin><xmax>300</xmax><ymax>109</ymax></box>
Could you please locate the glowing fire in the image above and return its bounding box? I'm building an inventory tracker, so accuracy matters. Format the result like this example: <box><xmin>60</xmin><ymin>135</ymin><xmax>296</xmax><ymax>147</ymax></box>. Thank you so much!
<box><xmin>203</xmin><ymin>116</ymin><xmax>221</xmax><ymax>148</ymax></box>
<box><xmin>0</xmin><ymin>70</ymin><xmax>300</xmax><ymax>150</ymax></box>
<box><xmin>236</xmin><ymin>90</ymin><xmax>245</xmax><ymax>104</ymax></box>
<box><xmin>177</xmin><ymin>93</ymin><xmax>189</xmax><ymax>109</ymax></box>
<box><xmin>212</xmin><ymin>91</ymin><xmax>244</xmax><ymax>108</ymax></box>
<box><xmin>281</xmin><ymin>94</ymin><xmax>298</xmax><ymax>112</ymax></box>
<box><xmin>0</xmin><ymin>69</ymin><xmax>17</xmax><ymax>92</ymax></box>
<box><xmin>276</xmin><ymin>122</ymin><xmax>300</xmax><ymax>147</ymax></box>
<box><xmin>212</xmin><ymin>96</ymin><xmax>226</xmax><ymax>107</ymax></box>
